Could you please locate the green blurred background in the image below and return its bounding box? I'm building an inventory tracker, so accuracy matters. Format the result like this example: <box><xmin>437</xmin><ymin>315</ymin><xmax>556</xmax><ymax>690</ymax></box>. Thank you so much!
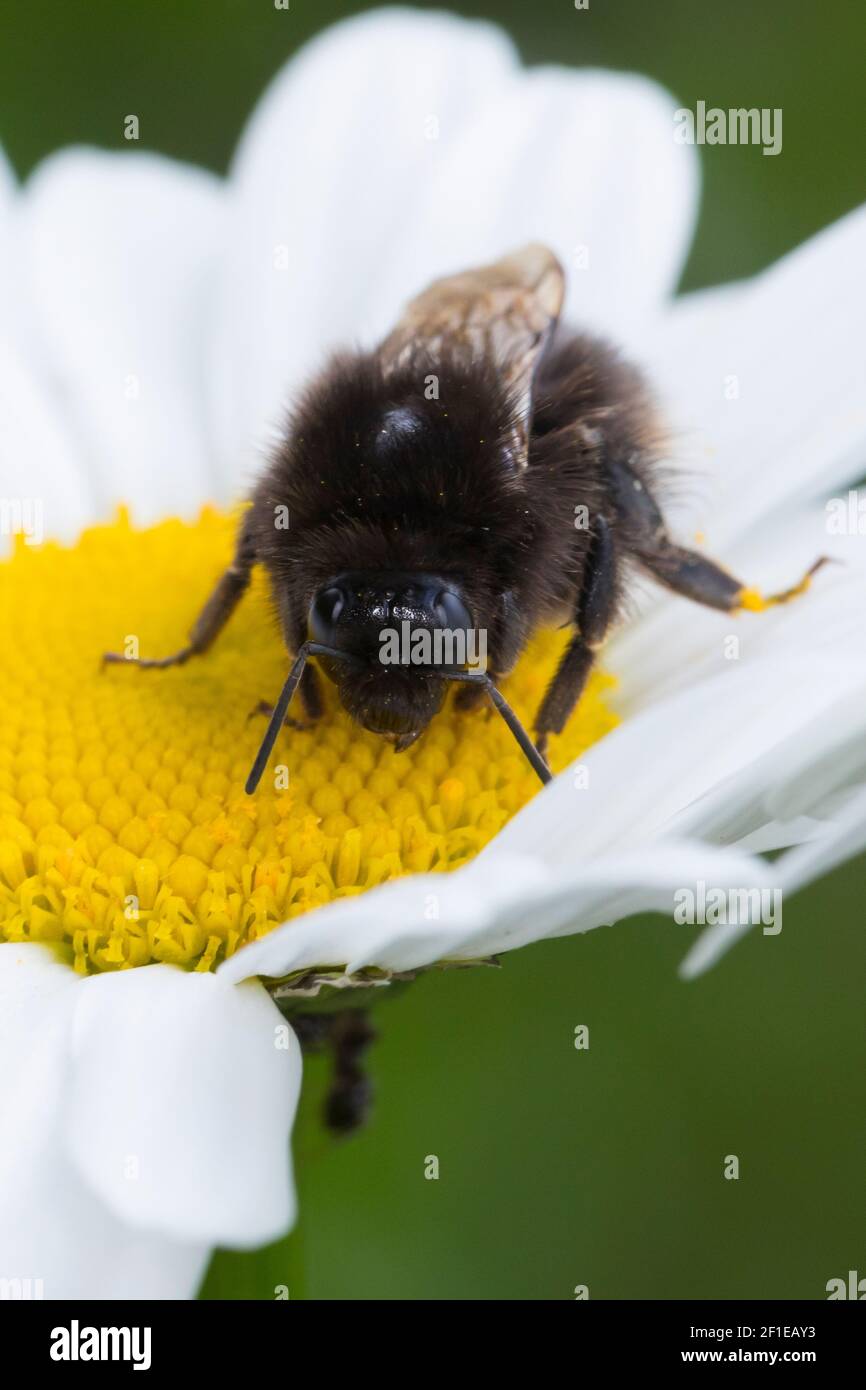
<box><xmin>4</xmin><ymin>0</ymin><xmax>863</xmax><ymax>1299</ymax></box>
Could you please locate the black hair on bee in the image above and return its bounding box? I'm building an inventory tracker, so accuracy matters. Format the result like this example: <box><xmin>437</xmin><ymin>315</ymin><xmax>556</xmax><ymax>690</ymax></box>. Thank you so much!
<box><xmin>104</xmin><ymin>243</ymin><xmax>827</xmax><ymax>788</ymax></box>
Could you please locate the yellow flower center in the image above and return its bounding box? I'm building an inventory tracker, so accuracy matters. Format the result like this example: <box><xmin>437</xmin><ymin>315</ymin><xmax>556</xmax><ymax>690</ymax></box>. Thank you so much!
<box><xmin>0</xmin><ymin>508</ymin><xmax>618</xmax><ymax>975</ymax></box>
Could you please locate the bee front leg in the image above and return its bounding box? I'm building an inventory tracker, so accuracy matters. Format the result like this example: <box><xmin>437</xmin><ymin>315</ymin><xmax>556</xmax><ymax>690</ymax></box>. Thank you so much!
<box><xmin>247</xmin><ymin>665</ymin><xmax>323</xmax><ymax>729</ymax></box>
<box><xmin>534</xmin><ymin>515</ymin><xmax>618</xmax><ymax>758</ymax></box>
<box><xmin>103</xmin><ymin>517</ymin><xmax>256</xmax><ymax>669</ymax></box>
<box><xmin>454</xmin><ymin>679</ymin><xmax>497</xmax><ymax>713</ymax></box>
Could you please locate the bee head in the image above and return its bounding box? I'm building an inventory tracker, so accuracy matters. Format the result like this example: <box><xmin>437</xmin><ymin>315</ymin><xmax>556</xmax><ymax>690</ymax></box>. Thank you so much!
<box><xmin>308</xmin><ymin>571</ymin><xmax>477</xmax><ymax>744</ymax></box>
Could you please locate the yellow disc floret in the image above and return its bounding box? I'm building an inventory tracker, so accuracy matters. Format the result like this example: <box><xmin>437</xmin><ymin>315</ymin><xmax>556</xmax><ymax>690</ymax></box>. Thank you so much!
<box><xmin>0</xmin><ymin>508</ymin><xmax>618</xmax><ymax>974</ymax></box>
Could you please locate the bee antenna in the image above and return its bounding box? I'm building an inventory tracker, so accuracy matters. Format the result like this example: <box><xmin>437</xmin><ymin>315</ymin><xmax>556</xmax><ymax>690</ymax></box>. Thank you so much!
<box><xmin>433</xmin><ymin>668</ymin><xmax>552</xmax><ymax>787</ymax></box>
<box><xmin>246</xmin><ymin>652</ymin><xmax>552</xmax><ymax>795</ymax></box>
<box><xmin>483</xmin><ymin>676</ymin><xmax>553</xmax><ymax>786</ymax></box>
<box><xmin>245</xmin><ymin>642</ymin><xmax>359</xmax><ymax>795</ymax></box>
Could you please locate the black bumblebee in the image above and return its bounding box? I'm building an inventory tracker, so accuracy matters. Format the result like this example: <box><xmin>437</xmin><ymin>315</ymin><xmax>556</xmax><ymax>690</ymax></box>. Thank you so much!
<box><xmin>106</xmin><ymin>244</ymin><xmax>823</xmax><ymax>788</ymax></box>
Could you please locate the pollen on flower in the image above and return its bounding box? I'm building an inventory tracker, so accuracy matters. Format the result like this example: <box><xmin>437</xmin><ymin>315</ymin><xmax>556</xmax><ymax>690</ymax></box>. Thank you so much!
<box><xmin>737</xmin><ymin>587</ymin><xmax>769</xmax><ymax>613</ymax></box>
<box><xmin>0</xmin><ymin>508</ymin><xmax>619</xmax><ymax>974</ymax></box>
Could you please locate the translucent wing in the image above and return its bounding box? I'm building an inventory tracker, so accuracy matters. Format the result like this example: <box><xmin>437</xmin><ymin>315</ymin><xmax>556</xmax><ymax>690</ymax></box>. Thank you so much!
<box><xmin>379</xmin><ymin>243</ymin><xmax>565</xmax><ymax>467</ymax></box>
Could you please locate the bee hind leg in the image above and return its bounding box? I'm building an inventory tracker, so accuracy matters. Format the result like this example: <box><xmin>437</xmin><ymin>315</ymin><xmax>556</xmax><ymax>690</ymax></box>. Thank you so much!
<box><xmin>610</xmin><ymin>455</ymin><xmax>831</xmax><ymax>613</ymax></box>
<box><xmin>534</xmin><ymin>515</ymin><xmax>618</xmax><ymax>758</ymax></box>
<box><xmin>325</xmin><ymin>1009</ymin><xmax>377</xmax><ymax>1136</ymax></box>
<box><xmin>325</xmin><ymin>1011</ymin><xmax>375</xmax><ymax>1139</ymax></box>
<box><xmin>289</xmin><ymin>1008</ymin><xmax>376</xmax><ymax>1136</ymax></box>
<box><xmin>636</xmin><ymin>541</ymin><xmax>832</xmax><ymax>614</ymax></box>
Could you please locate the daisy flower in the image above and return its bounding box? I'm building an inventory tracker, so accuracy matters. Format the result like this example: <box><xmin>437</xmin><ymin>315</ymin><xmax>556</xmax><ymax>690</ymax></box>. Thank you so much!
<box><xmin>1</xmin><ymin>8</ymin><xmax>865</xmax><ymax>1299</ymax></box>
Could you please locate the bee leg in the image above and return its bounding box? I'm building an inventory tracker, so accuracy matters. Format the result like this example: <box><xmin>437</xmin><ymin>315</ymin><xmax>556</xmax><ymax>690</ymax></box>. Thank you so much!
<box><xmin>247</xmin><ymin>666</ymin><xmax>323</xmax><ymax>730</ymax></box>
<box><xmin>392</xmin><ymin>730</ymin><xmax>424</xmax><ymax>752</ymax></box>
<box><xmin>246</xmin><ymin>700</ymin><xmax>311</xmax><ymax>732</ymax></box>
<box><xmin>103</xmin><ymin>520</ymin><xmax>255</xmax><ymax>669</ymax></box>
<box><xmin>292</xmin><ymin>1008</ymin><xmax>377</xmax><ymax>1135</ymax></box>
<box><xmin>299</xmin><ymin>662</ymin><xmax>324</xmax><ymax>719</ymax></box>
<box><xmin>324</xmin><ymin>1009</ymin><xmax>377</xmax><ymax>1136</ymax></box>
<box><xmin>636</xmin><ymin>542</ymin><xmax>831</xmax><ymax>614</ymax></box>
<box><xmin>611</xmin><ymin>456</ymin><xmax>831</xmax><ymax>612</ymax></box>
<box><xmin>534</xmin><ymin>515</ymin><xmax>618</xmax><ymax>757</ymax></box>
<box><xmin>454</xmin><ymin>680</ymin><xmax>496</xmax><ymax>713</ymax></box>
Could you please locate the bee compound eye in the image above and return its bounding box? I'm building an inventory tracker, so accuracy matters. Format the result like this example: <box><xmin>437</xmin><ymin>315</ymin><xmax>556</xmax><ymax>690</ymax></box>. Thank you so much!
<box><xmin>433</xmin><ymin>589</ymin><xmax>472</xmax><ymax>632</ymax></box>
<box><xmin>309</xmin><ymin>585</ymin><xmax>346</xmax><ymax>644</ymax></box>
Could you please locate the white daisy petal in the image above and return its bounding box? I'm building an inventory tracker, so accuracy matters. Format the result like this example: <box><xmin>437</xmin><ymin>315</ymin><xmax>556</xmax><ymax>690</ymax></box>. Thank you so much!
<box><xmin>0</xmin><ymin>144</ymin><xmax>15</xmax><ymax>203</ymax></box>
<box><xmin>488</xmin><ymin>657</ymin><xmax>864</xmax><ymax>874</ymax></box>
<box><xmin>371</xmin><ymin>67</ymin><xmax>698</xmax><ymax>352</ymax></box>
<box><xmin>0</xmin><ymin>144</ymin><xmax>18</xmax><ymax>315</ymax></box>
<box><xmin>7</xmin><ymin>1148</ymin><xmax>209</xmax><ymax>1301</ymax></box>
<box><xmin>671</xmin><ymin>684</ymin><xmax>866</xmax><ymax>847</ymax></box>
<box><xmin>219</xmin><ymin>840</ymin><xmax>767</xmax><ymax>982</ymax></box>
<box><xmin>454</xmin><ymin>841</ymin><xmax>771</xmax><ymax>962</ymax></box>
<box><xmin>4</xmin><ymin>3</ymin><xmax>866</xmax><ymax>1302</ymax></box>
<box><xmin>0</xmin><ymin>945</ymin><xmax>208</xmax><ymax>1299</ymax></box>
<box><xmin>0</xmin><ymin>334</ymin><xmax>95</xmax><ymax>550</ymax></box>
<box><xmin>211</xmin><ymin>8</ymin><xmax>518</xmax><ymax>491</ymax></box>
<box><xmin>611</xmin><ymin>501</ymin><xmax>866</xmax><ymax>709</ymax></box>
<box><xmin>0</xmin><ymin>943</ymin><xmax>81</xmax><ymax>1196</ymax></box>
<box><xmin>216</xmin><ymin>501</ymin><xmax>866</xmax><ymax>987</ymax></box>
<box><xmin>20</xmin><ymin>150</ymin><xmax>225</xmax><ymax>522</ymax></box>
<box><xmin>526</xmin><ymin>507</ymin><xmax>866</xmax><ymax>869</ymax></box>
<box><xmin>64</xmin><ymin>966</ymin><xmax>300</xmax><ymax>1248</ymax></box>
<box><xmin>680</xmin><ymin>783</ymin><xmax>866</xmax><ymax>980</ymax></box>
<box><xmin>640</xmin><ymin>203</ymin><xmax>866</xmax><ymax>546</ymax></box>
<box><xmin>211</xmin><ymin>7</ymin><xmax>696</xmax><ymax>494</ymax></box>
<box><xmin>0</xmin><ymin>146</ymin><xmax>94</xmax><ymax>549</ymax></box>
<box><xmin>777</xmin><ymin>782</ymin><xmax>866</xmax><ymax>894</ymax></box>
<box><xmin>677</xmin><ymin>919</ymin><xmax>752</xmax><ymax>980</ymax></box>
<box><xmin>218</xmin><ymin>855</ymin><xmax>544</xmax><ymax>982</ymax></box>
